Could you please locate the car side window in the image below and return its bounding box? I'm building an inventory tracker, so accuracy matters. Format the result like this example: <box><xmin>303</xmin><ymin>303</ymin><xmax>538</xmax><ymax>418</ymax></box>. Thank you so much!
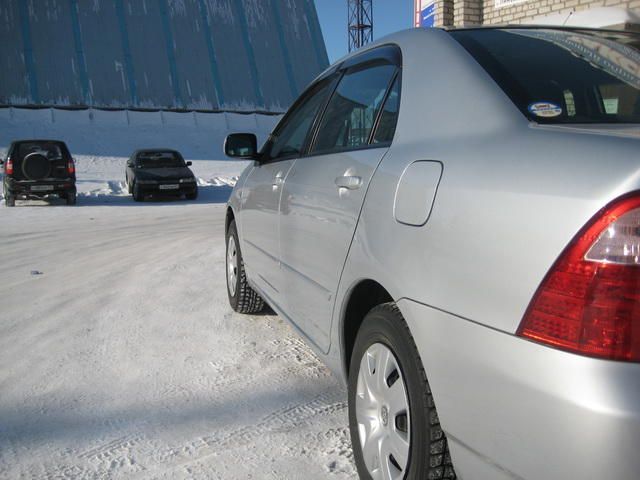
<box><xmin>372</xmin><ymin>75</ymin><xmax>400</xmax><ymax>144</ymax></box>
<box><xmin>266</xmin><ymin>77</ymin><xmax>335</xmax><ymax>161</ymax></box>
<box><xmin>311</xmin><ymin>64</ymin><xmax>397</xmax><ymax>155</ymax></box>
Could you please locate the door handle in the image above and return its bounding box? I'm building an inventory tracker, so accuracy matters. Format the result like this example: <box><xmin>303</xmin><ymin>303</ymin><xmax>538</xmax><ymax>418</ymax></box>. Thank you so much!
<box><xmin>273</xmin><ymin>172</ymin><xmax>285</xmax><ymax>187</ymax></box>
<box><xmin>335</xmin><ymin>175</ymin><xmax>362</xmax><ymax>190</ymax></box>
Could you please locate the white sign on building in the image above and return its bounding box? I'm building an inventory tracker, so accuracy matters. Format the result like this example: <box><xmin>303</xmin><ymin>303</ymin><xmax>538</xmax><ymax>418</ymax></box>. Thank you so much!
<box><xmin>495</xmin><ymin>0</ymin><xmax>528</xmax><ymax>8</ymax></box>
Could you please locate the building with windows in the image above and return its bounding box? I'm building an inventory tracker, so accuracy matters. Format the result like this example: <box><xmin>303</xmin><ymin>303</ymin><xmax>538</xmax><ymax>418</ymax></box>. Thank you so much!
<box><xmin>0</xmin><ymin>0</ymin><xmax>328</xmax><ymax>112</ymax></box>
<box><xmin>415</xmin><ymin>0</ymin><xmax>640</xmax><ymax>30</ymax></box>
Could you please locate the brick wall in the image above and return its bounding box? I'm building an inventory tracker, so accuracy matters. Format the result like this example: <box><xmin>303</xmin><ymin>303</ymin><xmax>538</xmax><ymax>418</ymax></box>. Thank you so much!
<box><xmin>484</xmin><ymin>0</ymin><xmax>636</xmax><ymax>25</ymax></box>
<box><xmin>435</xmin><ymin>0</ymin><xmax>455</xmax><ymax>28</ymax></box>
<box><xmin>454</xmin><ymin>0</ymin><xmax>483</xmax><ymax>24</ymax></box>
<box><xmin>430</xmin><ymin>0</ymin><xmax>640</xmax><ymax>27</ymax></box>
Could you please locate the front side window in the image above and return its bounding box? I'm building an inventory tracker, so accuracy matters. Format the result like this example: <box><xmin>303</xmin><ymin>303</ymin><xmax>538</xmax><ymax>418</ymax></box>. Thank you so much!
<box><xmin>312</xmin><ymin>64</ymin><xmax>397</xmax><ymax>154</ymax></box>
<box><xmin>266</xmin><ymin>77</ymin><xmax>335</xmax><ymax>161</ymax></box>
<box><xmin>451</xmin><ymin>28</ymin><xmax>640</xmax><ymax>124</ymax></box>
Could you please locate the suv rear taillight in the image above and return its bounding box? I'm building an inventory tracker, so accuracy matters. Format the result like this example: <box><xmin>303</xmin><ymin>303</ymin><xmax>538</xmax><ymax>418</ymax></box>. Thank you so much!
<box><xmin>518</xmin><ymin>193</ymin><xmax>640</xmax><ymax>362</ymax></box>
<box><xmin>5</xmin><ymin>157</ymin><xmax>13</xmax><ymax>175</ymax></box>
<box><xmin>67</xmin><ymin>159</ymin><xmax>75</xmax><ymax>174</ymax></box>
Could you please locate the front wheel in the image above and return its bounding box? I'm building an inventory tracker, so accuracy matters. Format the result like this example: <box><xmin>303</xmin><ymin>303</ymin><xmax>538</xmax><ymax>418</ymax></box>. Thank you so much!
<box><xmin>132</xmin><ymin>183</ymin><xmax>144</xmax><ymax>202</ymax></box>
<box><xmin>186</xmin><ymin>188</ymin><xmax>198</xmax><ymax>200</ymax></box>
<box><xmin>348</xmin><ymin>303</ymin><xmax>457</xmax><ymax>480</ymax></box>
<box><xmin>226</xmin><ymin>220</ymin><xmax>264</xmax><ymax>314</ymax></box>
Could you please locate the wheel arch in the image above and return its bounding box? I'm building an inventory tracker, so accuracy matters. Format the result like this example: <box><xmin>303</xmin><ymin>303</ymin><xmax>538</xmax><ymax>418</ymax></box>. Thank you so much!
<box><xmin>340</xmin><ymin>279</ymin><xmax>394</xmax><ymax>377</ymax></box>
<box><xmin>225</xmin><ymin>206</ymin><xmax>236</xmax><ymax>235</ymax></box>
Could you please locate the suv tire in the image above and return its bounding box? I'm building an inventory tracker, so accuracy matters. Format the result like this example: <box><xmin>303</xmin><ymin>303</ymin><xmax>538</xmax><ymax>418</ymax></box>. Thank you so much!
<box><xmin>5</xmin><ymin>194</ymin><xmax>15</xmax><ymax>207</ymax></box>
<box><xmin>348</xmin><ymin>303</ymin><xmax>457</xmax><ymax>480</ymax></box>
<box><xmin>66</xmin><ymin>191</ymin><xmax>77</xmax><ymax>206</ymax></box>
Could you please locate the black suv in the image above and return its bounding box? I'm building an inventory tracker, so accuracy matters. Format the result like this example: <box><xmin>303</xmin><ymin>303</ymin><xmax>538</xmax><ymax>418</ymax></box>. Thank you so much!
<box><xmin>2</xmin><ymin>140</ymin><xmax>77</xmax><ymax>206</ymax></box>
<box><xmin>125</xmin><ymin>149</ymin><xmax>198</xmax><ymax>202</ymax></box>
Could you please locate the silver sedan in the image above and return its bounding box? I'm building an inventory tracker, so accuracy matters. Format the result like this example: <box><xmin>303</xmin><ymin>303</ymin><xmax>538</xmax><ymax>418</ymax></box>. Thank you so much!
<box><xmin>224</xmin><ymin>26</ymin><xmax>640</xmax><ymax>480</ymax></box>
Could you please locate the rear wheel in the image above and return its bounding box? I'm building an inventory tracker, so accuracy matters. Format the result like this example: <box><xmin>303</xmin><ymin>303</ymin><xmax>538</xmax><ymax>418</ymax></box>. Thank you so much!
<box><xmin>132</xmin><ymin>183</ymin><xmax>144</xmax><ymax>202</ymax></box>
<box><xmin>226</xmin><ymin>220</ymin><xmax>264</xmax><ymax>314</ymax></box>
<box><xmin>66</xmin><ymin>191</ymin><xmax>77</xmax><ymax>206</ymax></box>
<box><xmin>5</xmin><ymin>194</ymin><xmax>15</xmax><ymax>207</ymax></box>
<box><xmin>348</xmin><ymin>303</ymin><xmax>457</xmax><ymax>480</ymax></box>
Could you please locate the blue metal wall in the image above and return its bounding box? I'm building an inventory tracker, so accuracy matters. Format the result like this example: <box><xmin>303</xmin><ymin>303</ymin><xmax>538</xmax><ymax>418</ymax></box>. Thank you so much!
<box><xmin>0</xmin><ymin>0</ymin><xmax>329</xmax><ymax>112</ymax></box>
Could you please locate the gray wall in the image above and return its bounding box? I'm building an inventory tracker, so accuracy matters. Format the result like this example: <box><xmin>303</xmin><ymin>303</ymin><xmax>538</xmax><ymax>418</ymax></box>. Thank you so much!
<box><xmin>0</xmin><ymin>0</ymin><xmax>329</xmax><ymax>112</ymax></box>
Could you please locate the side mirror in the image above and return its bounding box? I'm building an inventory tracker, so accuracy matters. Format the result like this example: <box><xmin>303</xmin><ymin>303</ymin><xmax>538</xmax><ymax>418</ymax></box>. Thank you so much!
<box><xmin>186</xmin><ymin>161</ymin><xmax>192</xmax><ymax>166</ymax></box>
<box><xmin>225</xmin><ymin>133</ymin><xmax>258</xmax><ymax>159</ymax></box>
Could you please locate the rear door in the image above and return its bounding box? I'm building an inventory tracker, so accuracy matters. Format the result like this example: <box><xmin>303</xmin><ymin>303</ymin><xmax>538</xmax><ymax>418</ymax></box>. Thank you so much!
<box><xmin>279</xmin><ymin>47</ymin><xmax>402</xmax><ymax>351</ymax></box>
<box><xmin>240</xmin><ymin>76</ymin><xmax>337</xmax><ymax>307</ymax></box>
<box><xmin>13</xmin><ymin>141</ymin><xmax>70</xmax><ymax>181</ymax></box>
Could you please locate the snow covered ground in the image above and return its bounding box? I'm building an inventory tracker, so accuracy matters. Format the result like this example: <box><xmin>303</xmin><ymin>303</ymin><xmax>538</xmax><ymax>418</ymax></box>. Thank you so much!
<box><xmin>0</xmin><ymin>110</ymin><xmax>356</xmax><ymax>479</ymax></box>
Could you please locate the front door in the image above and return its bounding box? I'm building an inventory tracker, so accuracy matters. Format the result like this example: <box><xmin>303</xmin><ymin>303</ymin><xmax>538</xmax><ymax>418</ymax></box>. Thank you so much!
<box><xmin>240</xmin><ymin>76</ymin><xmax>338</xmax><ymax>308</ymax></box>
<box><xmin>241</xmin><ymin>160</ymin><xmax>295</xmax><ymax>300</ymax></box>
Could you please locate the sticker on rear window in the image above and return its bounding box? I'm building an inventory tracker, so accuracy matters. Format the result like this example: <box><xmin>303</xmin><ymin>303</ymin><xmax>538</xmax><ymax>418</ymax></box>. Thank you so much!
<box><xmin>528</xmin><ymin>102</ymin><xmax>563</xmax><ymax>118</ymax></box>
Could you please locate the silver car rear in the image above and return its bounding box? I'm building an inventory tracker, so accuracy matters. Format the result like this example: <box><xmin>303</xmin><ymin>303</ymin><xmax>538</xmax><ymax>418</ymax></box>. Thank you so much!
<box><xmin>225</xmin><ymin>26</ymin><xmax>640</xmax><ymax>480</ymax></box>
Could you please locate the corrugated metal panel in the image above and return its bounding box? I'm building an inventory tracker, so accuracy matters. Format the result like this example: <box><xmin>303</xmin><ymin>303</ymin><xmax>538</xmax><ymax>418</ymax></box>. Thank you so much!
<box><xmin>0</xmin><ymin>0</ymin><xmax>328</xmax><ymax>112</ymax></box>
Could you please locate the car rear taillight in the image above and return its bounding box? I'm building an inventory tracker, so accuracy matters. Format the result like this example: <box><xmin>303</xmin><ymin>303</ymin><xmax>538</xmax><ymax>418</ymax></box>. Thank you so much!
<box><xmin>67</xmin><ymin>159</ymin><xmax>75</xmax><ymax>174</ymax></box>
<box><xmin>518</xmin><ymin>192</ymin><xmax>640</xmax><ymax>362</ymax></box>
<box><xmin>5</xmin><ymin>157</ymin><xmax>13</xmax><ymax>175</ymax></box>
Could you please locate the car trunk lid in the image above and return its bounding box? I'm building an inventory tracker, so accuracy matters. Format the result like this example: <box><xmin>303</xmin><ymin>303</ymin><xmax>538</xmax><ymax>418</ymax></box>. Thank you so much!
<box><xmin>533</xmin><ymin>123</ymin><xmax>640</xmax><ymax>140</ymax></box>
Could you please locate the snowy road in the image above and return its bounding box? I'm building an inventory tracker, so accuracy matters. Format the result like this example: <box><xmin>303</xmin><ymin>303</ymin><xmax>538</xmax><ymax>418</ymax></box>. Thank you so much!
<box><xmin>0</xmin><ymin>199</ymin><xmax>355</xmax><ymax>479</ymax></box>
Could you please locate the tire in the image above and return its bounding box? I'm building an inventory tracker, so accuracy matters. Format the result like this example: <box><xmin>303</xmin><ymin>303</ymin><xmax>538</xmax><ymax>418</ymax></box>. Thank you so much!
<box><xmin>348</xmin><ymin>303</ymin><xmax>457</xmax><ymax>480</ymax></box>
<box><xmin>22</xmin><ymin>153</ymin><xmax>51</xmax><ymax>180</ymax></box>
<box><xmin>186</xmin><ymin>188</ymin><xmax>198</xmax><ymax>200</ymax></box>
<box><xmin>132</xmin><ymin>183</ymin><xmax>144</xmax><ymax>202</ymax></box>
<box><xmin>66</xmin><ymin>191</ymin><xmax>77</xmax><ymax>206</ymax></box>
<box><xmin>127</xmin><ymin>179</ymin><xmax>132</xmax><ymax>194</ymax></box>
<box><xmin>226</xmin><ymin>220</ymin><xmax>264</xmax><ymax>314</ymax></box>
<box><xmin>5</xmin><ymin>194</ymin><xmax>15</xmax><ymax>207</ymax></box>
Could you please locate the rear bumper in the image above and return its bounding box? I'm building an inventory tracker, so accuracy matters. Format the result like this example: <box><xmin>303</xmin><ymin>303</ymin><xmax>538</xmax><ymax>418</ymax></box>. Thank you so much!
<box><xmin>4</xmin><ymin>178</ymin><xmax>75</xmax><ymax>197</ymax></box>
<box><xmin>398</xmin><ymin>298</ymin><xmax>640</xmax><ymax>480</ymax></box>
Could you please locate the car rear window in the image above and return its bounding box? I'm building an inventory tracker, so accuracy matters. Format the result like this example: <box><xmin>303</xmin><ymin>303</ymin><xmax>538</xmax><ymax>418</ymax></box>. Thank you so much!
<box><xmin>17</xmin><ymin>142</ymin><xmax>65</xmax><ymax>161</ymax></box>
<box><xmin>137</xmin><ymin>151</ymin><xmax>184</xmax><ymax>168</ymax></box>
<box><xmin>450</xmin><ymin>28</ymin><xmax>640</xmax><ymax>124</ymax></box>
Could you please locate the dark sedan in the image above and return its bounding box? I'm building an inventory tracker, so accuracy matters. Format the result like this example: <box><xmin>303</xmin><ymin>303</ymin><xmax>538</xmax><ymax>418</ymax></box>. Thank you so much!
<box><xmin>125</xmin><ymin>149</ymin><xmax>198</xmax><ymax>202</ymax></box>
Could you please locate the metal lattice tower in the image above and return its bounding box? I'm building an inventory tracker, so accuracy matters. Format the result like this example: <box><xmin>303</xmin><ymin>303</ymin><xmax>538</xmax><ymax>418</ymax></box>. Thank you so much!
<box><xmin>348</xmin><ymin>0</ymin><xmax>373</xmax><ymax>52</ymax></box>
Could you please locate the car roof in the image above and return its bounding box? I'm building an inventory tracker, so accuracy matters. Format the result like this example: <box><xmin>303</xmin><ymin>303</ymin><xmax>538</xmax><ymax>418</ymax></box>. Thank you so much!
<box><xmin>12</xmin><ymin>139</ymin><xmax>67</xmax><ymax>145</ymax></box>
<box><xmin>134</xmin><ymin>148</ymin><xmax>181</xmax><ymax>155</ymax></box>
<box><xmin>442</xmin><ymin>24</ymin><xmax>640</xmax><ymax>35</ymax></box>
<box><xmin>327</xmin><ymin>25</ymin><xmax>638</xmax><ymax>68</ymax></box>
